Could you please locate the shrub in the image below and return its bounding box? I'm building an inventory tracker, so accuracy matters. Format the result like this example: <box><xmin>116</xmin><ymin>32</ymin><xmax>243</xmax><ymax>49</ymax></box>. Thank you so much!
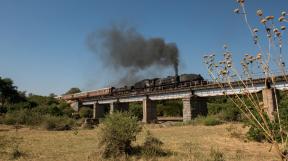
<box><xmin>42</xmin><ymin>115</ymin><xmax>75</xmax><ymax>131</ymax></box>
<box><xmin>27</xmin><ymin>95</ymin><xmax>57</xmax><ymax>106</ymax></box>
<box><xmin>59</xmin><ymin>103</ymin><xmax>74</xmax><ymax>117</ymax></box>
<box><xmin>6</xmin><ymin>102</ymin><xmax>35</xmax><ymax>112</ymax></box>
<box><xmin>156</xmin><ymin>100</ymin><xmax>182</xmax><ymax>117</ymax></box>
<box><xmin>31</xmin><ymin>105</ymin><xmax>64</xmax><ymax>116</ymax></box>
<box><xmin>96</xmin><ymin>112</ymin><xmax>141</xmax><ymax>158</ymax></box>
<box><xmin>79</xmin><ymin>107</ymin><xmax>93</xmax><ymax>118</ymax></box>
<box><xmin>203</xmin><ymin>116</ymin><xmax>222</xmax><ymax>126</ymax></box>
<box><xmin>208</xmin><ymin>99</ymin><xmax>241</xmax><ymax>122</ymax></box>
<box><xmin>246</xmin><ymin>125</ymin><xmax>266</xmax><ymax>142</ymax></box>
<box><xmin>141</xmin><ymin>130</ymin><xmax>166</xmax><ymax>158</ymax></box>
<box><xmin>220</xmin><ymin>106</ymin><xmax>241</xmax><ymax>122</ymax></box>
<box><xmin>1</xmin><ymin>109</ymin><xmax>43</xmax><ymax>126</ymax></box>
<box><xmin>129</xmin><ymin>102</ymin><xmax>142</xmax><ymax>120</ymax></box>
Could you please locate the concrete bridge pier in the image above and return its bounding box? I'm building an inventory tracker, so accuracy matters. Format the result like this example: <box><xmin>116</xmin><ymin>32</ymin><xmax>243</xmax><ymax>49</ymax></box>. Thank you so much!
<box><xmin>182</xmin><ymin>96</ymin><xmax>208</xmax><ymax>122</ymax></box>
<box><xmin>109</xmin><ymin>102</ymin><xmax>129</xmax><ymax>114</ymax></box>
<box><xmin>93</xmin><ymin>102</ymin><xmax>105</xmax><ymax>119</ymax></box>
<box><xmin>142</xmin><ymin>97</ymin><xmax>157</xmax><ymax>123</ymax></box>
<box><xmin>71</xmin><ymin>101</ymin><xmax>80</xmax><ymax>112</ymax></box>
<box><xmin>262</xmin><ymin>88</ymin><xmax>277</xmax><ymax>121</ymax></box>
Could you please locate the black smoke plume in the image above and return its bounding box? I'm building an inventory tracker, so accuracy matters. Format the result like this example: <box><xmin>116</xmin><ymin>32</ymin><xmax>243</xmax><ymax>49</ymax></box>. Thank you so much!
<box><xmin>87</xmin><ymin>25</ymin><xmax>179</xmax><ymax>85</ymax></box>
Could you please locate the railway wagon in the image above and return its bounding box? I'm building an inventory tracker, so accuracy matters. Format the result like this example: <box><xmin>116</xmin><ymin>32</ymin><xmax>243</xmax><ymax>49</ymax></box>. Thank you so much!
<box><xmin>62</xmin><ymin>87</ymin><xmax>114</xmax><ymax>100</ymax></box>
<box><xmin>61</xmin><ymin>94</ymin><xmax>74</xmax><ymax>100</ymax></box>
<box><xmin>87</xmin><ymin>87</ymin><xmax>114</xmax><ymax>97</ymax></box>
<box><xmin>73</xmin><ymin>92</ymin><xmax>88</xmax><ymax>99</ymax></box>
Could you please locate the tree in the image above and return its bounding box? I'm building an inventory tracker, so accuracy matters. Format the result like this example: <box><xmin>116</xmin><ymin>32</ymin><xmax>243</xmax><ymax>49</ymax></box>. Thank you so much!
<box><xmin>64</xmin><ymin>88</ymin><xmax>81</xmax><ymax>95</ymax></box>
<box><xmin>49</xmin><ymin>93</ymin><xmax>57</xmax><ymax>98</ymax></box>
<box><xmin>0</xmin><ymin>77</ymin><xmax>25</xmax><ymax>106</ymax></box>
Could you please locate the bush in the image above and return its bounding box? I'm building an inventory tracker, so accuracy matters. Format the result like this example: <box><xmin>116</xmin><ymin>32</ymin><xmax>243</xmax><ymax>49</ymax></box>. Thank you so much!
<box><xmin>58</xmin><ymin>102</ymin><xmax>74</xmax><ymax>117</ymax></box>
<box><xmin>1</xmin><ymin>109</ymin><xmax>43</xmax><ymax>125</ymax></box>
<box><xmin>208</xmin><ymin>99</ymin><xmax>241</xmax><ymax>122</ymax></box>
<box><xmin>5</xmin><ymin>102</ymin><xmax>35</xmax><ymax>112</ymax></box>
<box><xmin>42</xmin><ymin>115</ymin><xmax>75</xmax><ymax>131</ymax></box>
<box><xmin>141</xmin><ymin>130</ymin><xmax>166</xmax><ymax>158</ymax></box>
<box><xmin>203</xmin><ymin>116</ymin><xmax>222</xmax><ymax>126</ymax></box>
<box><xmin>79</xmin><ymin>107</ymin><xmax>93</xmax><ymax>118</ymax></box>
<box><xmin>0</xmin><ymin>108</ymin><xmax>76</xmax><ymax>131</ymax></box>
<box><xmin>219</xmin><ymin>108</ymin><xmax>241</xmax><ymax>122</ymax></box>
<box><xmin>246</xmin><ymin>126</ymin><xmax>266</xmax><ymax>142</ymax></box>
<box><xmin>129</xmin><ymin>103</ymin><xmax>142</xmax><ymax>120</ymax></box>
<box><xmin>31</xmin><ymin>105</ymin><xmax>64</xmax><ymax>116</ymax></box>
<box><xmin>156</xmin><ymin>100</ymin><xmax>182</xmax><ymax>117</ymax></box>
<box><xmin>96</xmin><ymin>112</ymin><xmax>141</xmax><ymax>158</ymax></box>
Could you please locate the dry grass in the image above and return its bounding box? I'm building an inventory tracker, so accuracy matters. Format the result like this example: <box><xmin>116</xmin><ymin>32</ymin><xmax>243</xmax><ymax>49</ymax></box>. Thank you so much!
<box><xmin>0</xmin><ymin>123</ymin><xmax>278</xmax><ymax>161</ymax></box>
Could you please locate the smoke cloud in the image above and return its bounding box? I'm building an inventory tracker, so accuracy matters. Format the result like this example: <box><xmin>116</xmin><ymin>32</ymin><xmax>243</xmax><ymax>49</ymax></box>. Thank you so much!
<box><xmin>87</xmin><ymin>25</ymin><xmax>179</xmax><ymax>86</ymax></box>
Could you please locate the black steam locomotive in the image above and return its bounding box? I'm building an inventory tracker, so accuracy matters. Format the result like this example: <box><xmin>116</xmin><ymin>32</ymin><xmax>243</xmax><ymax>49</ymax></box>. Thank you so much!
<box><xmin>113</xmin><ymin>74</ymin><xmax>205</xmax><ymax>94</ymax></box>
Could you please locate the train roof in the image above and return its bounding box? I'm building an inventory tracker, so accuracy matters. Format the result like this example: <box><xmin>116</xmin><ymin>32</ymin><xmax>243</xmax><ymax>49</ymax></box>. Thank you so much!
<box><xmin>63</xmin><ymin>87</ymin><xmax>113</xmax><ymax>96</ymax></box>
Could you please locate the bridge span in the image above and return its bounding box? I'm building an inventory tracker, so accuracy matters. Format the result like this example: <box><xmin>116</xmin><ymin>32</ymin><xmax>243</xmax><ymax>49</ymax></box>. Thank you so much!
<box><xmin>66</xmin><ymin>75</ymin><xmax>288</xmax><ymax>123</ymax></box>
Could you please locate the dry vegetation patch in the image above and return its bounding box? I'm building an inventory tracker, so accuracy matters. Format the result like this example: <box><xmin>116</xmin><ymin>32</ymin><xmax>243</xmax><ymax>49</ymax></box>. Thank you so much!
<box><xmin>0</xmin><ymin>123</ymin><xmax>279</xmax><ymax>161</ymax></box>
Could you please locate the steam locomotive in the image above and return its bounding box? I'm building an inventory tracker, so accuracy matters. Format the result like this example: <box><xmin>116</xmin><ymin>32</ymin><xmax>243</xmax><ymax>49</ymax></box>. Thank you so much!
<box><xmin>61</xmin><ymin>73</ymin><xmax>205</xmax><ymax>100</ymax></box>
<box><xmin>113</xmin><ymin>74</ymin><xmax>205</xmax><ymax>94</ymax></box>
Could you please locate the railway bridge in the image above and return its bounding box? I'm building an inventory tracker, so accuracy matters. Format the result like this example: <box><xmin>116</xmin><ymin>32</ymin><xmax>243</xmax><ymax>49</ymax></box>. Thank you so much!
<box><xmin>64</xmin><ymin>75</ymin><xmax>288</xmax><ymax>123</ymax></box>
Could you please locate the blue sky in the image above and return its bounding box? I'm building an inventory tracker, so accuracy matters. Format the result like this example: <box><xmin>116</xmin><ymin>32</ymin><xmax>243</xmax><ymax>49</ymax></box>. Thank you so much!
<box><xmin>0</xmin><ymin>0</ymin><xmax>287</xmax><ymax>95</ymax></box>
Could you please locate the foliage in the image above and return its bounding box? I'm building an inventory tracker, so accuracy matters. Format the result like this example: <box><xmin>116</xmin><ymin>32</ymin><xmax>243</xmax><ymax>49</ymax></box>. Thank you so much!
<box><xmin>79</xmin><ymin>107</ymin><xmax>93</xmax><ymax>118</ymax></box>
<box><xmin>1</xmin><ymin>109</ymin><xmax>42</xmax><ymax>125</ymax></box>
<box><xmin>96</xmin><ymin>112</ymin><xmax>141</xmax><ymax>158</ymax></box>
<box><xmin>156</xmin><ymin>100</ymin><xmax>182</xmax><ymax>117</ymax></box>
<box><xmin>41</xmin><ymin>115</ymin><xmax>75</xmax><ymax>131</ymax></box>
<box><xmin>141</xmin><ymin>130</ymin><xmax>166</xmax><ymax>158</ymax></box>
<box><xmin>203</xmin><ymin>116</ymin><xmax>222</xmax><ymax>126</ymax></box>
<box><xmin>0</xmin><ymin>109</ymin><xmax>76</xmax><ymax>130</ymax></box>
<box><xmin>129</xmin><ymin>102</ymin><xmax>143</xmax><ymax>120</ymax></box>
<box><xmin>0</xmin><ymin>76</ymin><xmax>78</xmax><ymax>131</ymax></box>
<box><xmin>278</xmin><ymin>91</ymin><xmax>288</xmax><ymax>130</ymax></box>
<box><xmin>64</xmin><ymin>87</ymin><xmax>81</xmax><ymax>95</ymax></box>
<box><xmin>27</xmin><ymin>95</ymin><xmax>58</xmax><ymax>107</ymax></box>
<box><xmin>208</xmin><ymin>97</ymin><xmax>241</xmax><ymax>122</ymax></box>
<box><xmin>242</xmin><ymin>92</ymin><xmax>288</xmax><ymax>142</ymax></box>
<box><xmin>0</xmin><ymin>77</ymin><xmax>26</xmax><ymax>109</ymax></box>
<box><xmin>246</xmin><ymin>126</ymin><xmax>266</xmax><ymax>142</ymax></box>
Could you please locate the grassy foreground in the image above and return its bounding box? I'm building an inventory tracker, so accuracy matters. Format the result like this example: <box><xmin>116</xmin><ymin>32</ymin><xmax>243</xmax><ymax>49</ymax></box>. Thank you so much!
<box><xmin>0</xmin><ymin>123</ymin><xmax>278</xmax><ymax>161</ymax></box>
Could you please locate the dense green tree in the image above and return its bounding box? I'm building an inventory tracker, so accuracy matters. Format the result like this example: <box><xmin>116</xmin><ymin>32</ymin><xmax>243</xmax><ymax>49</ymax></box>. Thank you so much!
<box><xmin>64</xmin><ymin>87</ymin><xmax>81</xmax><ymax>95</ymax></box>
<box><xmin>49</xmin><ymin>93</ymin><xmax>57</xmax><ymax>98</ymax></box>
<box><xmin>0</xmin><ymin>77</ymin><xmax>25</xmax><ymax>107</ymax></box>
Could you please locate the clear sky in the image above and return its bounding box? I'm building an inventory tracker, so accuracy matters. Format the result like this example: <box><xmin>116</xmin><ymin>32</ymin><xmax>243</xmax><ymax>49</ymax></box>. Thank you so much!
<box><xmin>0</xmin><ymin>0</ymin><xmax>287</xmax><ymax>95</ymax></box>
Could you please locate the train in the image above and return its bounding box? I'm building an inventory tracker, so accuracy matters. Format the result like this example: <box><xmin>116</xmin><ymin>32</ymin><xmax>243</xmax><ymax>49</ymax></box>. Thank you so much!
<box><xmin>61</xmin><ymin>73</ymin><xmax>205</xmax><ymax>100</ymax></box>
<box><xmin>61</xmin><ymin>87</ymin><xmax>114</xmax><ymax>100</ymax></box>
<box><xmin>133</xmin><ymin>74</ymin><xmax>203</xmax><ymax>90</ymax></box>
